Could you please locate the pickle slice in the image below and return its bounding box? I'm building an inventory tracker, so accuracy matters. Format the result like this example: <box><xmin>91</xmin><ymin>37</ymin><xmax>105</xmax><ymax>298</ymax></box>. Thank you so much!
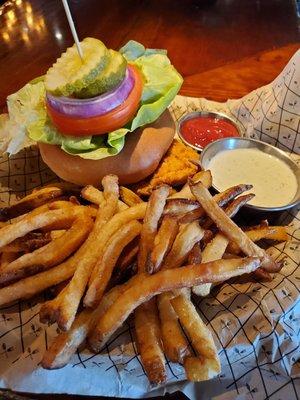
<box><xmin>45</xmin><ymin>38</ymin><xmax>109</xmax><ymax>96</ymax></box>
<box><xmin>75</xmin><ymin>49</ymin><xmax>127</xmax><ymax>98</ymax></box>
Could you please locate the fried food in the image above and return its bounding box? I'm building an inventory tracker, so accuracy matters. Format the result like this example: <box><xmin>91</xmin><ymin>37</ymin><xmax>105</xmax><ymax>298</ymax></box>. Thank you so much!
<box><xmin>134</xmin><ymin>298</ymin><xmax>166</xmax><ymax>384</ymax></box>
<box><xmin>137</xmin><ymin>185</ymin><xmax>170</xmax><ymax>273</ymax></box>
<box><xmin>0</xmin><ymin>187</ymin><xmax>64</xmax><ymax>222</ymax></box>
<box><xmin>120</xmin><ymin>186</ymin><xmax>144</xmax><ymax>206</ymax></box>
<box><xmin>171</xmin><ymin>294</ymin><xmax>220</xmax><ymax>380</ymax></box>
<box><xmin>148</xmin><ymin>215</ymin><xmax>179</xmax><ymax>274</ymax></box>
<box><xmin>184</xmin><ymin>357</ymin><xmax>221</xmax><ymax>381</ymax></box>
<box><xmin>0</xmin><ymin>207</ymin><xmax>89</xmax><ymax>249</ymax></box>
<box><xmin>89</xmin><ymin>257</ymin><xmax>260</xmax><ymax>351</ymax></box>
<box><xmin>0</xmin><ymin>215</ymin><xmax>93</xmax><ymax>286</ymax></box>
<box><xmin>157</xmin><ymin>291</ymin><xmax>191</xmax><ymax>363</ymax></box>
<box><xmin>227</xmin><ymin>226</ymin><xmax>289</xmax><ymax>255</ymax></box>
<box><xmin>170</xmin><ymin>170</ymin><xmax>213</xmax><ymax>200</ymax></box>
<box><xmin>162</xmin><ymin>221</ymin><xmax>205</xmax><ymax>270</ymax></box>
<box><xmin>190</xmin><ymin>181</ymin><xmax>279</xmax><ymax>272</ymax></box>
<box><xmin>42</xmin><ymin>284</ymin><xmax>126</xmax><ymax>369</ymax></box>
<box><xmin>84</xmin><ymin>220</ymin><xmax>142</xmax><ymax>307</ymax></box>
<box><xmin>134</xmin><ymin>140</ymin><xmax>199</xmax><ymax>196</ymax></box>
<box><xmin>0</xmin><ymin>256</ymin><xmax>77</xmax><ymax>306</ymax></box>
<box><xmin>42</xmin><ymin>175</ymin><xmax>120</xmax><ymax>331</ymax></box>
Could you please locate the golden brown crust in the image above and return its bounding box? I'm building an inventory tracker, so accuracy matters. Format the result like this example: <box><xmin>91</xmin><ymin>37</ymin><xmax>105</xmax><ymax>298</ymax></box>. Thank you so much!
<box><xmin>134</xmin><ymin>140</ymin><xmax>199</xmax><ymax>196</ymax></box>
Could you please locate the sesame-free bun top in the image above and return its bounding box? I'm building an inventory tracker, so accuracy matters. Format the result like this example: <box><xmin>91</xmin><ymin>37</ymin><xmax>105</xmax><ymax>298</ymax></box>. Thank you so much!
<box><xmin>39</xmin><ymin>109</ymin><xmax>175</xmax><ymax>186</ymax></box>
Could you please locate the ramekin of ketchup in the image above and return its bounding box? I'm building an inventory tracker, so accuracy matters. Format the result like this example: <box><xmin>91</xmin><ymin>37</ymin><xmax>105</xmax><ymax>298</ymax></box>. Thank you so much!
<box><xmin>178</xmin><ymin>111</ymin><xmax>240</xmax><ymax>151</ymax></box>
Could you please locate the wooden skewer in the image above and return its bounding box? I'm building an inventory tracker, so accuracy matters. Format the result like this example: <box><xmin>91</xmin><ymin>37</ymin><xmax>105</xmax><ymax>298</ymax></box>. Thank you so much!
<box><xmin>61</xmin><ymin>0</ymin><xmax>83</xmax><ymax>60</ymax></box>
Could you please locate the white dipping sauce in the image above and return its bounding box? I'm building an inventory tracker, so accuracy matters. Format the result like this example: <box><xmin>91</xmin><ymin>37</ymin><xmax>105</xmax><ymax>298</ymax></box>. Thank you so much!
<box><xmin>208</xmin><ymin>148</ymin><xmax>297</xmax><ymax>207</ymax></box>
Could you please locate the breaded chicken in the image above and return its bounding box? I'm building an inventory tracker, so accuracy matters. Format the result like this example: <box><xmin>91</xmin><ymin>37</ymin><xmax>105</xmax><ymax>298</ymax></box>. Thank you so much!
<box><xmin>134</xmin><ymin>140</ymin><xmax>199</xmax><ymax>196</ymax></box>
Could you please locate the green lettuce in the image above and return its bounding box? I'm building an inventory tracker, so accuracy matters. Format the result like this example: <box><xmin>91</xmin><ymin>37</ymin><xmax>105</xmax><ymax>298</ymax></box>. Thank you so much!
<box><xmin>1</xmin><ymin>40</ymin><xmax>182</xmax><ymax>159</ymax></box>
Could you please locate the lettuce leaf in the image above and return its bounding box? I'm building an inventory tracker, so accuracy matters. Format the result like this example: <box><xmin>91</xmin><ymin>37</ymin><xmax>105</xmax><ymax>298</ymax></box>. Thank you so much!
<box><xmin>1</xmin><ymin>40</ymin><xmax>182</xmax><ymax>159</ymax></box>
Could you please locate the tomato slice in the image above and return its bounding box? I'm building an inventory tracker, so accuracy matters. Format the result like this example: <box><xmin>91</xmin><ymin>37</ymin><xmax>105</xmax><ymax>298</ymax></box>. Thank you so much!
<box><xmin>46</xmin><ymin>65</ymin><xmax>143</xmax><ymax>136</ymax></box>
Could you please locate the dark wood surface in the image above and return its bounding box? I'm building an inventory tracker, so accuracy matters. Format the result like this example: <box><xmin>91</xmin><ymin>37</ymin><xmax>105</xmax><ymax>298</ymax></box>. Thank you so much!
<box><xmin>0</xmin><ymin>0</ymin><xmax>299</xmax><ymax>399</ymax></box>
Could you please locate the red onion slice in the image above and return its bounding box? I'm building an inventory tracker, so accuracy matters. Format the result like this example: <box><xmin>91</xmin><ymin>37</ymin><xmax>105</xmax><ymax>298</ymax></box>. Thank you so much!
<box><xmin>46</xmin><ymin>67</ymin><xmax>135</xmax><ymax>119</ymax></box>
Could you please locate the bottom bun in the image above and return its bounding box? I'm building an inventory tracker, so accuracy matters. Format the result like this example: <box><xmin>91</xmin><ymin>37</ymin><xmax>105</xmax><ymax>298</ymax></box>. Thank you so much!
<box><xmin>39</xmin><ymin>109</ymin><xmax>175</xmax><ymax>186</ymax></box>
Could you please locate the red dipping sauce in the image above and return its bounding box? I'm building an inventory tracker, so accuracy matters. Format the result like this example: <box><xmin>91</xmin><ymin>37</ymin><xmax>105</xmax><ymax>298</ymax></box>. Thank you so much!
<box><xmin>179</xmin><ymin>115</ymin><xmax>239</xmax><ymax>150</ymax></box>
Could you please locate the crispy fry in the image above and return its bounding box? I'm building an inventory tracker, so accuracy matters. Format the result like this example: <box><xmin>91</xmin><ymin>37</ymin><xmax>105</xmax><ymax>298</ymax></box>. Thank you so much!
<box><xmin>148</xmin><ymin>215</ymin><xmax>179</xmax><ymax>274</ymax></box>
<box><xmin>157</xmin><ymin>292</ymin><xmax>190</xmax><ymax>363</ymax></box>
<box><xmin>89</xmin><ymin>257</ymin><xmax>260</xmax><ymax>351</ymax></box>
<box><xmin>213</xmin><ymin>184</ymin><xmax>253</xmax><ymax>207</ymax></box>
<box><xmin>190</xmin><ymin>181</ymin><xmax>279</xmax><ymax>272</ymax></box>
<box><xmin>81</xmin><ymin>185</ymin><xmax>104</xmax><ymax>206</ymax></box>
<box><xmin>0</xmin><ymin>187</ymin><xmax>64</xmax><ymax>222</ymax></box>
<box><xmin>0</xmin><ymin>207</ymin><xmax>88</xmax><ymax>249</ymax></box>
<box><xmin>84</xmin><ymin>220</ymin><xmax>142</xmax><ymax>308</ymax></box>
<box><xmin>164</xmin><ymin>199</ymin><xmax>200</xmax><ymax>215</ymax></box>
<box><xmin>247</xmin><ymin>226</ymin><xmax>288</xmax><ymax>242</ymax></box>
<box><xmin>227</xmin><ymin>226</ymin><xmax>289</xmax><ymax>255</ymax></box>
<box><xmin>120</xmin><ymin>186</ymin><xmax>144</xmax><ymax>206</ymax></box>
<box><xmin>135</xmin><ymin>298</ymin><xmax>166</xmax><ymax>384</ymax></box>
<box><xmin>81</xmin><ymin>185</ymin><xmax>128</xmax><ymax>212</ymax></box>
<box><xmin>157</xmin><ymin>222</ymin><xmax>203</xmax><ymax>362</ymax></box>
<box><xmin>42</xmin><ymin>276</ymin><xmax>141</xmax><ymax>369</ymax></box>
<box><xmin>47</xmin><ymin>175</ymin><xmax>120</xmax><ymax>331</ymax></box>
<box><xmin>0</xmin><ymin>215</ymin><xmax>93</xmax><ymax>286</ymax></box>
<box><xmin>171</xmin><ymin>294</ymin><xmax>220</xmax><ymax>379</ymax></box>
<box><xmin>184</xmin><ymin>357</ymin><xmax>221</xmax><ymax>381</ymax></box>
<box><xmin>192</xmin><ymin>233</ymin><xmax>229</xmax><ymax>296</ymax></box>
<box><xmin>138</xmin><ymin>185</ymin><xmax>170</xmax><ymax>273</ymax></box>
<box><xmin>162</xmin><ymin>221</ymin><xmax>205</xmax><ymax>271</ymax></box>
<box><xmin>0</xmin><ymin>256</ymin><xmax>77</xmax><ymax>306</ymax></box>
<box><xmin>171</xmin><ymin>170</ymin><xmax>213</xmax><ymax>201</ymax></box>
<box><xmin>0</xmin><ymin>232</ymin><xmax>51</xmax><ymax>253</ymax></box>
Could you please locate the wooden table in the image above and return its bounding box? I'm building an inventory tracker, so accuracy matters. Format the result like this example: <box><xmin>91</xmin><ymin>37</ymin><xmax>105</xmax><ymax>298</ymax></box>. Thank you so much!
<box><xmin>0</xmin><ymin>0</ymin><xmax>299</xmax><ymax>398</ymax></box>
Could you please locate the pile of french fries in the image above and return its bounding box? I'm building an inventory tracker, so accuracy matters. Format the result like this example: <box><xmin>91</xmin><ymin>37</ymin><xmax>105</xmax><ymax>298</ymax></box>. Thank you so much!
<box><xmin>0</xmin><ymin>171</ymin><xmax>288</xmax><ymax>384</ymax></box>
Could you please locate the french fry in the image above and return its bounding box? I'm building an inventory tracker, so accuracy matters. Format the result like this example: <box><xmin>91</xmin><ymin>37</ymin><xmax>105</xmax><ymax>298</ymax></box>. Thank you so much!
<box><xmin>169</xmin><ymin>170</ymin><xmax>212</xmax><ymax>200</ymax></box>
<box><xmin>81</xmin><ymin>185</ymin><xmax>128</xmax><ymax>212</ymax></box>
<box><xmin>162</xmin><ymin>221</ymin><xmax>205</xmax><ymax>270</ymax></box>
<box><xmin>120</xmin><ymin>186</ymin><xmax>144</xmax><ymax>206</ymax></box>
<box><xmin>46</xmin><ymin>175</ymin><xmax>120</xmax><ymax>330</ymax></box>
<box><xmin>135</xmin><ymin>186</ymin><xmax>170</xmax><ymax>384</ymax></box>
<box><xmin>89</xmin><ymin>257</ymin><xmax>260</xmax><ymax>351</ymax></box>
<box><xmin>157</xmin><ymin>291</ymin><xmax>191</xmax><ymax>363</ymax></box>
<box><xmin>81</xmin><ymin>185</ymin><xmax>104</xmax><ymax>206</ymax></box>
<box><xmin>134</xmin><ymin>299</ymin><xmax>166</xmax><ymax>384</ymax></box>
<box><xmin>192</xmin><ymin>233</ymin><xmax>229</xmax><ymax>296</ymax></box>
<box><xmin>0</xmin><ymin>232</ymin><xmax>51</xmax><ymax>253</ymax></box>
<box><xmin>164</xmin><ymin>199</ymin><xmax>200</xmax><ymax>215</ymax></box>
<box><xmin>0</xmin><ymin>256</ymin><xmax>77</xmax><ymax>306</ymax></box>
<box><xmin>227</xmin><ymin>226</ymin><xmax>289</xmax><ymax>255</ymax></box>
<box><xmin>184</xmin><ymin>357</ymin><xmax>221</xmax><ymax>381</ymax></box>
<box><xmin>138</xmin><ymin>185</ymin><xmax>170</xmax><ymax>273</ymax></box>
<box><xmin>213</xmin><ymin>184</ymin><xmax>253</xmax><ymax>207</ymax></box>
<box><xmin>84</xmin><ymin>220</ymin><xmax>142</xmax><ymax>308</ymax></box>
<box><xmin>171</xmin><ymin>295</ymin><xmax>221</xmax><ymax>380</ymax></box>
<box><xmin>0</xmin><ymin>215</ymin><xmax>93</xmax><ymax>286</ymax></box>
<box><xmin>190</xmin><ymin>181</ymin><xmax>279</xmax><ymax>272</ymax></box>
<box><xmin>0</xmin><ymin>187</ymin><xmax>64</xmax><ymax>222</ymax></box>
<box><xmin>148</xmin><ymin>215</ymin><xmax>179</xmax><ymax>274</ymax></box>
<box><xmin>156</xmin><ymin>221</ymin><xmax>203</xmax><ymax>363</ymax></box>
<box><xmin>0</xmin><ymin>207</ymin><xmax>89</xmax><ymax>249</ymax></box>
<box><xmin>42</xmin><ymin>276</ymin><xmax>142</xmax><ymax>368</ymax></box>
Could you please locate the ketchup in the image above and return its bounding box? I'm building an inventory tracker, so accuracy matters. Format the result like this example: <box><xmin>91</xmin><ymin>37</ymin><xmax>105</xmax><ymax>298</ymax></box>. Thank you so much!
<box><xmin>180</xmin><ymin>116</ymin><xmax>239</xmax><ymax>149</ymax></box>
